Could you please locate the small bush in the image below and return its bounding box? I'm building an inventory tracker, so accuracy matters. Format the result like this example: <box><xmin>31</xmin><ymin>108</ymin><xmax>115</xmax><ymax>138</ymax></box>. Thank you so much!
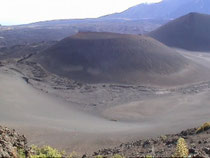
<box><xmin>112</xmin><ymin>154</ymin><xmax>124</xmax><ymax>158</ymax></box>
<box><xmin>17</xmin><ymin>148</ymin><xmax>26</xmax><ymax>158</ymax></box>
<box><xmin>30</xmin><ymin>145</ymin><xmax>63</xmax><ymax>158</ymax></box>
<box><xmin>173</xmin><ymin>138</ymin><xmax>189</xmax><ymax>158</ymax></box>
<box><xmin>160</xmin><ymin>135</ymin><xmax>167</xmax><ymax>141</ymax></box>
<box><xmin>68</xmin><ymin>151</ymin><xmax>79</xmax><ymax>158</ymax></box>
<box><xmin>196</xmin><ymin>122</ymin><xmax>210</xmax><ymax>134</ymax></box>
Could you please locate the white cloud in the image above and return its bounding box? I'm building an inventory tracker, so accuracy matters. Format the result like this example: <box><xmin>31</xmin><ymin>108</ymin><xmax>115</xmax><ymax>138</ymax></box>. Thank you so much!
<box><xmin>0</xmin><ymin>0</ymin><xmax>161</xmax><ymax>25</ymax></box>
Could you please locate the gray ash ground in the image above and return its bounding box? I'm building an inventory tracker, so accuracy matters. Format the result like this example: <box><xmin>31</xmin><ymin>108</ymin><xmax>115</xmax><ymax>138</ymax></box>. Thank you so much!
<box><xmin>13</xmin><ymin>59</ymin><xmax>210</xmax><ymax>113</ymax></box>
<box><xmin>13</xmin><ymin>60</ymin><xmax>210</xmax><ymax>157</ymax></box>
<box><xmin>1</xmin><ymin>50</ymin><xmax>210</xmax><ymax>154</ymax></box>
<box><xmin>13</xmin><ymin>60</ymin><xmax>162</xmax><ymax>111</ymax></box>
<box><xmin>93</xmin><ymin>128</ymin><xmax>210</xmax><ymax>157</ymax></box>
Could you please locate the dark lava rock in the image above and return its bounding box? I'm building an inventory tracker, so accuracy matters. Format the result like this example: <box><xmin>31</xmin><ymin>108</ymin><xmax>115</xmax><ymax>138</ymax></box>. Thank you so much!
<box><xmin>203</xmin><ymin>147</ymin><xmax>210</xmax><ymax>155</ymax></box>
<box><xmin>166</xmin><ymin>138</ymin><xmax>177</xmax><ymax>145</ymax></box>
<box><xmin>0</xmin><ymin>126</ymin><xmax>29</xmax><ymax>158</ymax></box>
<box><xmin>22</xmin><ymin>77</ymin><xmax>29</xmax><ymax>84</ymax></box>
<box><xmin>179</xmin><ymin>128</ymin><xmax>196</xmax><ymax>136</ymax></box>
<box><xmin>189</xmin><ymin>148</ymin><xmax>196</xmax><ymax>154</ymax></box>
<box><xmin>143</xmin><ymin>140</ymin><xmax>151</xmax><ymax>148</ymax></box>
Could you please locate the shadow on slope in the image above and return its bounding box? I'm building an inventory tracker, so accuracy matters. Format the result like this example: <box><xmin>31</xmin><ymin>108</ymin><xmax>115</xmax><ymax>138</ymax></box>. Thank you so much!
<box><xmin>35</xmin><ymin>32</ymin><xmax>195</xmax><ymax>86</ymax></box>
<box><xmin>149</xmin><ymin>13</ymin><xmax>210</xmax><ymax>52</ymax></box>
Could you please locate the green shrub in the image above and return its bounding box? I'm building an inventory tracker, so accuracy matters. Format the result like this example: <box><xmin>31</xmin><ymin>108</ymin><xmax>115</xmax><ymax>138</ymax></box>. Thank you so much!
<box><xmin>18</xmin><ymin>148</ymin><xmax>26</xmax><ymax>158</ymax></box>
<box><xmin>196</xmin><ymin>122</ymin><xmax>210</xmax><ymax>134</ymax></box>
<box><xmin>173</xmin><ymin>138</ymin><xmax>189</xmax><ymax>158</ymax></box>
<box><xmin>30</xmin><ymin>145</ymin><xmax>63</xmax><ymax>158</ymax></box>
<box><xmin>112</xmin><ymin>154</ymin><xmax>124</xmax><ymax>158</ymax></box>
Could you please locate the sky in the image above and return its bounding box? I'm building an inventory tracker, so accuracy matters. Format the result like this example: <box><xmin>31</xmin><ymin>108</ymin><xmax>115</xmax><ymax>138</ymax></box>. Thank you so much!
<box><xmin>0</xmin><ymin>0</ymin><xmax>161</xmax><ymax>25</ymax></box>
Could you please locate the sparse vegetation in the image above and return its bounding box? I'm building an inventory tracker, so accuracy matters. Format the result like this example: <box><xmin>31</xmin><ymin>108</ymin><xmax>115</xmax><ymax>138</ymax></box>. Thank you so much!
<box><xmin>160</xmin><ymin>135</ymin><xmax>167</xmax><ymax>141</ymax></box>
<box><xmin>196</xmin><ymin>122</ymin><xmax>210</xmax><ymax>134</ymax></box>
<box><xmin>173</xmin><ymin>138</ymin><xmax>189</xmax><ymax>158</ymax></box>
<box><xmin>112</xmin><ymin>154</ymin><xmax>124</xmax><ymax>158</ymax></box>
<box><xmin>17</xmin><ymin>145</ymin><xmax>81</xmax><ymax>158</ymax></box>
<box><xmin>68</xmin><ymin>151</ymin><xmax>79</xmax><ymax>158</ymax></box>
<box><xmin>4</xmin><ymin>122</ymin><xmax>210</xmax><ymax>158</ymax></box>
<box><xmin>30</xmin><ymin>145</ymin><xmax>63</xmax><ymax>158</ymax></box>
<box><xmin>17</xmin><ymin>148</ymin><xmax>26</xmax><ymax>158</ymax></box>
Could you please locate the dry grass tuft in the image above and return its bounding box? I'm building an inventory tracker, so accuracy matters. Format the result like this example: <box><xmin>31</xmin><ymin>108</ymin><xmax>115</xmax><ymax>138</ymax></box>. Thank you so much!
<box><xmin>196</xmin><ymin>122</ymin><xmax>210</xmax><ymax>134</ymax></box>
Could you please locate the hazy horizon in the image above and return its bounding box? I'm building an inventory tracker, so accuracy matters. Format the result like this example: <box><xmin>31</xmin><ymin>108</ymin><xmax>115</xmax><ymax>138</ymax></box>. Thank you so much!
<box><xmin>0</xmin><ymin>0</ymin><xmax>161</xmax><ymax>26</ymax></box>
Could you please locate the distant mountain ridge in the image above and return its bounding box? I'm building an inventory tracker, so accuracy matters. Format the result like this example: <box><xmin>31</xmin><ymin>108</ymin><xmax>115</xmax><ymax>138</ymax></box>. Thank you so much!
<box><xmin>102</xmin><ymin>0</ymin><xmax>210</xmax><ymax>20</ymax></box>
<box><xmin>0</xmin><ymin>19</ymin><xmax>165</xmax><ymax>47</ymax></box>
<box><xmin>1</xmin><ymin>0</ymin><xmax>210</xmax><ymax>47</ymax></box>
<box><xmin>149</xmin><ymin>12</ymin><xmax>210</xmax><ymax>51</ymax></box>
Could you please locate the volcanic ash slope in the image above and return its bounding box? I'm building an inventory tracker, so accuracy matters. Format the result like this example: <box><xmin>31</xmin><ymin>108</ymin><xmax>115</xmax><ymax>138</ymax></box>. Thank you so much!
<box><xmin>149</xmin><ymin>13</ymin><xmax>210</xmax><ymax>52</ymax></box>
<box><xmin>36</xmin><ymin>32</ymin><xmax>209</xmax><ymax>86</ymax></box>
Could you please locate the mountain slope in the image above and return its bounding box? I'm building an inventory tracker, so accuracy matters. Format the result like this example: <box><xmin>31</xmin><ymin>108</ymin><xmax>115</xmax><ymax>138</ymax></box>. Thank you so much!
<box><xmin>1</xmin><ymin>0</ymin><xmax>210</xmax><ymax>47</ymax></box>
<box><xmin>0</xmin><ymin>19</ymin><xmax>165</xmax><ymax>47</ymax></box>
<box><xmin>102</xmin><ymin>0</ymin><xmax>210</xmax><ymax>20</ymax></box>
<box><xmin>149</xmin><ymin>13</ymin><xmax>210</xmax><ymax>51</ymax></box>
<box><xmin>34</xmin><ymin>32</ymin><xmax>195</xmax><ymax>85</ymax></box>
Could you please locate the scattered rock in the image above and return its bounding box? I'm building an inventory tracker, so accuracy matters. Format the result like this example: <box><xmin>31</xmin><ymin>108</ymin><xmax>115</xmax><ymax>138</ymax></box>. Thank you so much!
<box><xmin>143</xmin><ymin>140</ymin><xmax>151</xmax><ymax>148</ymax></box>
<box><xmin>189</xmin><ymin>148</ymin><xmax>196</xmax><ymax>154</ymax></box>
<box><xmin>22</xmin><ymin>77</ymin><xmax>29</xmax><ymax>84</ymax></box>
<box><xmin>0</xmin><ymin>126</ymin><xmax>29</xmax><ymax>158</ymax></box>
<box><xmin>0</xmin><ymin>61</ymin><xmax>3</xmax><ymax>66</ymax></box>
<box><xmin>203</xmin><ymin>147</ymin><xmax>210</xmax><ymax>155</ymax></box>
<box><xmin>94</xmin><ymin>126</ymin><xmax>210</xmax><ymax>157</ymax></box>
